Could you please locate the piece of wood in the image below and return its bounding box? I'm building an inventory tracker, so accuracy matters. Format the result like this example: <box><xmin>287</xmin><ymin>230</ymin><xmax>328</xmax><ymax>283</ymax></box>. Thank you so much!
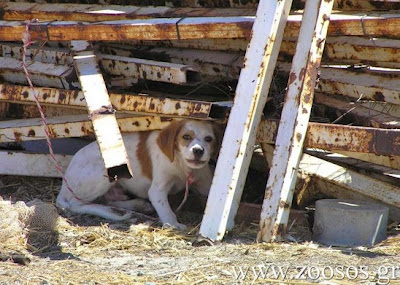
<box><xmin>199</xmin><ymin>0</ymin><xmax>293</xmax><ymax>242</ymax></box>
<box><xmin>258</xmin><ymin>0</ymin><xmax>334</xmax><ymax>242</ymax></box>
<box><xmin>0</xmin><ymin>151</ymin><xmax>72</xmax><ymax>178</ymax></box>
<box><xmin>333</xmin><ymin>150</ymin><xmax>400</xmax><ymax>171</ymax></box>
<box><xmin>70</xmin><ymin>40</ymin><xmax>132</xmax><ymax>181</ymax></box>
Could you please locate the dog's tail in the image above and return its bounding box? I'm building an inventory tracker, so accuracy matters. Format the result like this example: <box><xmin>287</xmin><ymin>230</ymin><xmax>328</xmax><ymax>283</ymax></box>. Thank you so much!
<box><xmin>56</xmin><ymin>195</ymin><xmax>132</xmax><ymax>221</ymax></box>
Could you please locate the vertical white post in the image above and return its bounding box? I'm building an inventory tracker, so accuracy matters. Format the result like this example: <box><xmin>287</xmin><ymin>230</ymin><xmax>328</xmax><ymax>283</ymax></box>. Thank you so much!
<box><xmin>258</xmin><ymin>0</ymin><xmax>334</xmax><ymax>242</ymax></box>
<box><xmin>199</xmin><ymin>0</ymin><xmax>293</xmax><ymax>242</ymax></box>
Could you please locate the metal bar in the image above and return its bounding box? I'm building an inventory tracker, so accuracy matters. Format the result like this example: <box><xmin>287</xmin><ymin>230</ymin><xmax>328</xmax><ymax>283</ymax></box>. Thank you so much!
<box><xmin>257</xmin><ymin>119</ymin><xmax>400</xmax><ymax>157</ymax></box>
<box><xmin>1</xmin><ymin>12</ymin><xmax>400</xmax><ymax>42</ymax></box>
<box><xmin>0</xmin><ymin>151</ymin><xmax>72</xmax><ymax>177</ymax></box>
<box><xmin>0</xmin><ymin>84</ymin><xmax>229</xmax><ymax>119</ymax></box>
<box><xmin>258</xmin><ymin>0</ymin><xmax>334</xmax><ymax>243</ymax></box>
<box><xmin>70</xmin><ymin>40</ymin><xmax>132</xmax><ymax>181</ymax></box>
<box><xmin>0</xmin><ymin>114</ymin><xmax>173</xmax><ymax>143</ymax></box>
<box><xmin>98</xmin><ymin>54</ymin><xmax>201</xmax><ymax>85</ymax></box>
<box><xmin>199</xmin><ymin>0</ymin><xmax>293</xmax><ymax>242</ymax></box>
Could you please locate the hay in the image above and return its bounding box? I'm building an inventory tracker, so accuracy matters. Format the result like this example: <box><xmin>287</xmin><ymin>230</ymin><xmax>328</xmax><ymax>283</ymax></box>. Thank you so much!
<box><xmin>0</xmin><ymin>197</ymin><xmax>59</xmax><ymax>251</ymax></box>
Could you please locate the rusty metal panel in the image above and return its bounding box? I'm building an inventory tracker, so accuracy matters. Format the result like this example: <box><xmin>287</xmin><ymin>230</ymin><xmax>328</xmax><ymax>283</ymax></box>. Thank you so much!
<box><xmin>71</xmin><ymin>40</ymin><xmax>132</xmax><ymax>181</ymax></box>
<box><xmin>0</xmin><ymin>84</ymin><xmax>229</xmax><ymax>119</ymax></box>
<box><xmin>0</xmin><ymin>57</ymin><xmax>78</xmax><ymax>89</ymax></box>
<box><xmin>257</xmin><ymin>119</ymin><xmax>400</xmax><ymax>157</ymax></box>
<box><xmin>0</xmin><ymin>42</ymin><xmax>72</xmax><ymax>65</ymax></box>
<box><xmin>98</xmin><ymin>54</ymin><xmax>201</xmax><ymax>84</ymax></box>
<box><xmin>0</xmin><ymin>114</ymin><xmax>174</xmax><ymax>143</ymax></box>
<box><xmin>98</xmin><ymin>44</ymin><xmax>243</xmax><ymax>79</ymax></box>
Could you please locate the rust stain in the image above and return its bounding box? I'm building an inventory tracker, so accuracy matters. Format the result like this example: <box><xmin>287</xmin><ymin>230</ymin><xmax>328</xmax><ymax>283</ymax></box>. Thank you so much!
<box><xmin>27</xmin><ymin>129</ymin><xmax>35</xmax><ymax>137</ymax></box>
<box><xmin>22</xmin><ymin>91</ymin><xmax>29</xmax><ymax>99</ymax></box>
<box><xmin>278</xmin><ymin>199</ymin><xmax>290</xmax><ymax>209</ymax></box>
<box><xmin>373</xmin><ymin>91</ymin><xmax>385</xmax><ymax>101</ymax></box>
<box><xmin>13</xmin><ymin>131</ymin><xmax>21</xmax><ymax>141</ymax></box>
<box><xmin>64</xmin><ymin>128</ymin><xmax>70</xmax><ymax>134</ymax></box>
<box><xmin>288</xmin><ymin>72</ymin><xmax>297</xmax><ymax>85</ymax></box>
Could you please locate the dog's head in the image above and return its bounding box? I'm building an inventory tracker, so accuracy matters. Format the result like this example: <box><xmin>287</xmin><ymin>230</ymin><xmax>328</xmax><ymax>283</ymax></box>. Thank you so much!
<box><xmin>157</xmin><ymin>120</ymin><xmax>223</xmax><ymax>169</ymax></box>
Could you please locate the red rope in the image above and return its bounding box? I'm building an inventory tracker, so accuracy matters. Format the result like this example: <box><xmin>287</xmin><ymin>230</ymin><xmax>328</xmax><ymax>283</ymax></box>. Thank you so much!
<box><xmin>21</xmin><ymin>20</ymin><xmax>81</xmax><ymax>201</ymax></box>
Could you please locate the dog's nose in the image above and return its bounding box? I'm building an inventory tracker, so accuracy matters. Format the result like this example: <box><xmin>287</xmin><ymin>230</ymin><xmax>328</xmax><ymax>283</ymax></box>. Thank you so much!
<box><xmin>192</xmin><ymin>146</ymin><xmax>204</xmax><ymax>159</ymax></box>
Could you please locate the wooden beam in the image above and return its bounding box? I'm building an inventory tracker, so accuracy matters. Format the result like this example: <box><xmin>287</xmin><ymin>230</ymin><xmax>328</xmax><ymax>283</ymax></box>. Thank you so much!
<box><xmin>70</xmin><ymin>40</ymin><xmax>132</xmax><ymax>181</ymax></box>
<box><xmin>199</xmin><ymin>0</ymin><xmax>293</xmax><ymax>242</ymax></box>
<box><xmin>0</xmin><ymin>151</ymin><xmax>72</xmax><ymax>178</ymax></box>
<box><xmin>259</xmin><ymin>0</ymin><xmax>333</xmax><ymax>242</ymax></box>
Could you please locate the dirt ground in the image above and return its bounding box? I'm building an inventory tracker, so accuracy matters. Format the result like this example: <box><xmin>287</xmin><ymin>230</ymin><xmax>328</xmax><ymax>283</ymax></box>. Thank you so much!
<box><xmin>1</xmin><ymin>176</ymin><xmax>400</xmax><ymax>285</ymax></box>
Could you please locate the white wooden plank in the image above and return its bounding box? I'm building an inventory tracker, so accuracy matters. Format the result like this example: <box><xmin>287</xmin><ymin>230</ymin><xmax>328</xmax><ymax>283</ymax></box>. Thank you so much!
<box><xmin>70</xmin><ymin>40</ymin><xmax>132</xmax><ymax>180</ymax></box>
<box><xmin>198</xmin><ymin>0</ymin><xmax>293</xmax><ymax>242</ymax></box>
<box><xmin>0</xmin><ymin>151</ymin><xmax>72</xmax><ymax>178</ymax></box>
<box><xmin>258</xmin><ymin>0</ymin><xmax>334</xmax><ymax>242</ymax></box>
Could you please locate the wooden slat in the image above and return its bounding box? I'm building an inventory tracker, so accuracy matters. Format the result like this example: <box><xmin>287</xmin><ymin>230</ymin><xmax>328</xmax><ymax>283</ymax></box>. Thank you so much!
<box><xmin>71</xmin><ymin>40</ymin><xmax>132</xmax><ymax>181</ymax></box>
<box><xmin>259</xmin><ymin>0</ymin><xmax>333</xmax><ymax>242</ymax></box>
<box><xmin>199</xmin><ymin>0</ymin><xmax>293</xmax><ymax>242</ymax></box>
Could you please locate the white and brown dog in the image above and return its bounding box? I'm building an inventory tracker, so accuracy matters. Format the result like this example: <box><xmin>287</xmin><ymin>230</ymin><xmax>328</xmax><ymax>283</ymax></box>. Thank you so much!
<box><xmin>56</xmin><ymin>119</ymin><xmax>222</xmax><ymax>230</ymax></box>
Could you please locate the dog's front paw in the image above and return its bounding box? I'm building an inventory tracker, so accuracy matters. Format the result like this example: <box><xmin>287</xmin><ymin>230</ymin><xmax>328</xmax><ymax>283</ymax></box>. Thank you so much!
<box><xmin>162</xmin><ymin>222</ymin><xmax>188</xmax><ymax>231</ymax></box>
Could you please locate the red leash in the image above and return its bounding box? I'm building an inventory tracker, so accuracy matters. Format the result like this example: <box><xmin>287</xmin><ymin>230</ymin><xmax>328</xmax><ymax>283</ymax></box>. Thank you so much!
<box><xmin>176</xmin><ymin>173</ymin><xmax>194</xmax><ymax>212</ymax></box>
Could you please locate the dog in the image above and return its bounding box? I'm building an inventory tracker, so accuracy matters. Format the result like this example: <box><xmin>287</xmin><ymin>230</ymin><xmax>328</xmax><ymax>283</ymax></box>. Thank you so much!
<box><xmin>56</xmin><ymin>119</ymin><xmax>222</xmax><ymax>230</ymax></box>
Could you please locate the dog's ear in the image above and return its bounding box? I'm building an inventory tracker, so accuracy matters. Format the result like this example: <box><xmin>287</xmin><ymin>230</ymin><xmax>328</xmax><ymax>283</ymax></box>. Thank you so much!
<box><xmin>211</xmin><ymin>122</ymin><xmax>225</xmax><ymax>161</ymax></box>
<box><xmin>157</xmin><ymin>120</ymin><xmax>185</xmax><ymax>162</ymax></box>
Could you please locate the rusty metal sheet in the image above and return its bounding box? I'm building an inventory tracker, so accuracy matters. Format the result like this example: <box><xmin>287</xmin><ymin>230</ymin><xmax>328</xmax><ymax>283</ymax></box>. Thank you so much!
<box><xmin>0</xmin><ymin>3</ymin><xmax>256</xmax><ymax>22</ymax></box>
<box><xmin>315</xmin><ymin>93</ymin><xmax>400</xmax><ymax>128</ymax></box>
<box><xmin>0</xmin><ymin>57</ymin><xmax>78</xmax><ymax>89</ymax></box>
<box><xmin>257</xmin><ymin>119</ymin><xmax>400</xmax><ymax>157</ymax></box>
<box><xmin>0</xmin><ymin>114</ymin><xmax>174</xmax><ymax>143</ymax></box>
<box><xmin>0</xmin><ymin>42</ymin><xmax>72</xmax><ymax>65</ymax></box>
<box><xmin>98</xmin><ymin>44</ymin><xmax>243</xmax><ymax>80</ymax></box>
<box><xmin>0</xmin><ymin>84</ymin><xmax>229</xmax><ymax>119</ymax></box>
<box><xmin>99</xmin><ymin>54</ymin><xmax>201</xmax><ymax>84</ymax></box>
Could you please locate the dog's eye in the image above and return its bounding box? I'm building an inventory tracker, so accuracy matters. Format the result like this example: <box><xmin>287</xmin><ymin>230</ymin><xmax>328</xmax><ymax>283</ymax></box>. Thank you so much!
<box><xmin>204</xmin><ymin>136</ymin><xmax>213</xmax><ymax>143</ymax></box>
<box><xmin>182</xmin><ymin>134</ymin><xmax>191</xmax><ymax>140</ymax></box>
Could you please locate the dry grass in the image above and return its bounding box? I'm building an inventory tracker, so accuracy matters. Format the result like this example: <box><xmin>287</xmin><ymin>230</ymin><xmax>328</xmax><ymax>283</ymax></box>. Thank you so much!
<box><xmin>1</xmin><ymin>175</ymin><xmax>400</xmax><ymax>284</ymax></box>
